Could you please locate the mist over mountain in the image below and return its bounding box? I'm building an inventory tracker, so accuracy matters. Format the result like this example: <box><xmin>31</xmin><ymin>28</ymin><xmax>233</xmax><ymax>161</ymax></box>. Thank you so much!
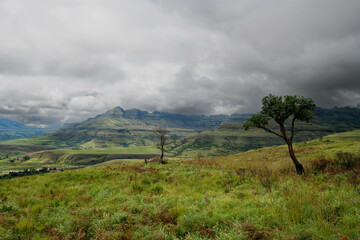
<box><xmin>0</xmin><ymin>118</ymin><xmax>59</xmax><ymax>141</ymax></box>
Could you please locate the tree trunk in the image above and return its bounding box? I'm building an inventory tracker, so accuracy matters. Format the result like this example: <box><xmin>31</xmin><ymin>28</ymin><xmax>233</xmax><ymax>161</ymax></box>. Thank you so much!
<box><xmin>287</xmin><ymin>142</ymin><xmax>304</xmax><ymax>175</ymax></box>
<box><xmin>160</xmin><ymin>144</ymin><xmax>165</xmax><ymax>164</ymax></box>
<box><xmin>160</xmin><ymin>146</ymin><xmax>164</xmax><ymax>160</ymax></box>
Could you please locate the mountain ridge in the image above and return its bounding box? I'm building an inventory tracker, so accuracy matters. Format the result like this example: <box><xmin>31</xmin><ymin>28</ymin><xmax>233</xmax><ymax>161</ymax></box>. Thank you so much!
<box><xmin>42</xmin><ymin>106</ymin><xmax>252</xmax><ymax>148</ymax></box>
<box><xmin>168</xmin><ymin>106</ymin><xmax>360</xmax><ymax>156</ymax></box>
<box><xmin>1</xmin><ymin>106</ymin><xmax>359</xmax><ymax>157</ymax></box>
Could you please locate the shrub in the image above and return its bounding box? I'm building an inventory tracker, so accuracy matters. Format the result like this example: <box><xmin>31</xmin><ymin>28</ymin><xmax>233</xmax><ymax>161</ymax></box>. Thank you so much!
<box><xmin>311</xmin><ymin>152</ymin><xmax>360</xmax><ymax>173</ymax></box>
<box><xmin>348</xmin><ymin>169</ymin><xmax>360</xmax><ymax>194</ymax></box>
<box><xmin>311</xmin><ymin>157</ymin><xmax>332</xmax><ymax>172</ymax></box>
<box><xmin>335</xmin><ymin>152</ymin><xmax>360</xmax><ymax>169</ymax></box>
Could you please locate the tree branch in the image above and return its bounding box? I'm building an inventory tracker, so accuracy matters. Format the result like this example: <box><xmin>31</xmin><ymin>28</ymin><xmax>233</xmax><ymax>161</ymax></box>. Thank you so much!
<box><xmin>259</xmin><ymin>126</ymin><xmax>283</xmax><ymax>138</ymax></box>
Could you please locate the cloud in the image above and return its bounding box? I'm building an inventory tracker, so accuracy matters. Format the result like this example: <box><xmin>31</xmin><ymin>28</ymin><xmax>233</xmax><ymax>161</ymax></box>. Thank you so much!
<box><xmin>0</xmin><ymin>0</ymin><xmax>359</xmax><ymax>125</ymax></box>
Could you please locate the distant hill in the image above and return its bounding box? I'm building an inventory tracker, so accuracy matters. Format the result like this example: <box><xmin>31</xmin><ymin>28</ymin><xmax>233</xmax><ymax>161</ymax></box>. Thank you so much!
<box><xmin>14</xmin><ymin>107</ymin><xmax>252</xmax><ymax>148</ymax></box>
<box><xmin>1</xmin><ymin>106</ymin><xmax>359</xmax><ymax>157</ymax></box>
<box><xmin>0</xmin><ymin>118</ymin><xmax>59</xmax><ymax>141</ymax></box>
<box><xmin>168</xmin><ymin>107</ymin><xmax>360</xmax><ymax>156</ymax></box>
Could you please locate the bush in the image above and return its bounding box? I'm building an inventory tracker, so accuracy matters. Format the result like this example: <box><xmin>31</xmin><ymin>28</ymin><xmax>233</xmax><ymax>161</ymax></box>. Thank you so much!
<box><xmin>312</xmin><ymin>157</ymin><xmax>332</xmax><ymax>172</ymax></box>
<box><xmin>348</xmin><ymin>169</ymin><xmax>360</xmax><ymax>194</ymax></box>
<box><xmin>336</xmin><ymin>152</ymin><xmax>360</xmax><ymax>169</ymax></box>
<box><xmin>311</xmin><ymin>152</ymin><xmax>360</xmax><ymax>173</ymax></box>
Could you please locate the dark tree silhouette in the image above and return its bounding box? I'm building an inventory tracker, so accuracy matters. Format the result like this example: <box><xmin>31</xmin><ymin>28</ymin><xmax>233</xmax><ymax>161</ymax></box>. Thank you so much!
<box><xmin>154</xmin><ymin>127</ymin><xmax>168</xmax><ymax>164</ymax></box>
<box><xmin>243</xmin><ymin>94</ymin><xmax>316</xmax><ymax>175</ymax></box>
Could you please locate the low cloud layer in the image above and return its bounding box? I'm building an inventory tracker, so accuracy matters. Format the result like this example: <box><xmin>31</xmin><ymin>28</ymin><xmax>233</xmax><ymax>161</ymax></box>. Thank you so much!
<box><xmin>0</xmin><ymin>0</ymin><xmax>359</xmax><ymax>126</ymax></box>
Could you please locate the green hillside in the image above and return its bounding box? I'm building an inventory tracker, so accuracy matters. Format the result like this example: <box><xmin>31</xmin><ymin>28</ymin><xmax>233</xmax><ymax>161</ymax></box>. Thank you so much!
<box><xmin>0</xmin><ymin>130</ymin><xmax>359</xmax><ymax>239</ymax></box>
<box><xmin>170</xmin><ymin>107</ymin><xmax>360</xmax><ymax>157</ymax></box>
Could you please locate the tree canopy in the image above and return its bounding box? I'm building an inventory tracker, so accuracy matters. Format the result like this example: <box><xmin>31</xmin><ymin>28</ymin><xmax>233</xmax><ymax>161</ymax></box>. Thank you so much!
<box><xmin>244</xmin><ymin>94</ymin><xmax>316</xmax><ymax>174</ymax></box>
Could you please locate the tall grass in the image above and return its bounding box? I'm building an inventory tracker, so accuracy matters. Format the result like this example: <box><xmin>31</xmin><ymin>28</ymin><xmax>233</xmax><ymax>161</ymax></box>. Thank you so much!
<box><xmin>0</xmin><ymin>130</ymin><xmax>359</xmax><ymax>239</ymax></box>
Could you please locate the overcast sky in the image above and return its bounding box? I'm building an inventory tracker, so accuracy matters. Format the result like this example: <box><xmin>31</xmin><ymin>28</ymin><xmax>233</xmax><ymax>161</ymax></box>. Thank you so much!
<box><xmin>1</xmin><ymin>0</ymin><xmax>360</xmax><ymax>126</ymax></box>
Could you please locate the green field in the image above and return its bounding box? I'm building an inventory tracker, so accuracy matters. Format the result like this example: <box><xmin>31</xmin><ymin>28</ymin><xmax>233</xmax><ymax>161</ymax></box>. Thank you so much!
<box><xmin>0</xmin><ymin>130</ymin><xmax>359</xmax><ymax>239</ymax></box>
<box><xmin>0</xmin><ymin>145</ymin><xmax>160</xmax><ymax>172</ymax></box>
<box><xmin>65</xmin><ymin>146</ymin><xmax>160</xmax><ymax>155</ymax></box>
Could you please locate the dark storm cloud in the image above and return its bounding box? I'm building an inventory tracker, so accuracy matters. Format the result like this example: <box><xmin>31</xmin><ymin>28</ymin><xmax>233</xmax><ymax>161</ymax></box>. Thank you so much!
<box><xmin>0</xmin><ymin>0</ymin><xmax>360</xmax><ymax>125</ymax></box>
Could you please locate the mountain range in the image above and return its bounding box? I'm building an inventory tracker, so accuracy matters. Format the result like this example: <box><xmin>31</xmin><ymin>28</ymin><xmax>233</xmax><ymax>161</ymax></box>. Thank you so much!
<box><xmin>169</xmin><ymin>107</ymin><xmax>360</xmax><ymax>156</ymax></box>
<box><xmin>0</xmin><ymin>106</ymin><xmax>359</xmax><ymax>158</ymax></box>
<box><xmin>43</xmin><ymin>106</ymin><xmax>252</xmax><ymax>148</ymax></box>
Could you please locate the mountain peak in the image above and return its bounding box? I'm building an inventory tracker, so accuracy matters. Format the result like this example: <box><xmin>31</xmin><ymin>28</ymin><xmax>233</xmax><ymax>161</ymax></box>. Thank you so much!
<box><xmin>102</xmin><ymin>106</ymin><xmax>126</xmax><ymax>117</ymax></box>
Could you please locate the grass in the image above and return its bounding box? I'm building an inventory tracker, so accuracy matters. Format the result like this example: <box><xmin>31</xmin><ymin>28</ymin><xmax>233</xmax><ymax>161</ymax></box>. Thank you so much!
<box><xmin>92</xmin><ymin>159</ymin><xmax>144</xmax><ymax>167</ymax></box>
<box><xmin>0</xmin><ymin>130</ymin><xmax>359</xmax><ymax>239</ymax></box>
<box><xmin>0</xmin><ymin>135</ymin><xmax>51</xmax><ymax>146</ymax></box>
<box><xmin>65</xmin><ymin>145</ymin><xmax>159</xmax><ymax>154</ymax></box>
<box><xmin>0</xmin><ymin>145</ymin><xmax>160</xmax><ymax>172</ymax></box>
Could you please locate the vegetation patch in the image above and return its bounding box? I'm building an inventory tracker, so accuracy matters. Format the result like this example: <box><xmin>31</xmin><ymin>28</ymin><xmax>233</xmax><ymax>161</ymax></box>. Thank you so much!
<box><xmin>0</xmin><ymin>130</ymin><xmax>359</xmax><ymax>239</ymax></box>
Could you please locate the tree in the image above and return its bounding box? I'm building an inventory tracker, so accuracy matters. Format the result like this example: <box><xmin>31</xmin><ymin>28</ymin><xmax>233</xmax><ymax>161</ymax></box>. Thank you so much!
<box><xmin>154</xmin><ymin>127</ymin><xmax>168</xmax><ymax>164</ymax></box>
<box><xmin>243</xmin><ymin>94</ymin><xmax>316</xmax><ymax>175</ymax></box>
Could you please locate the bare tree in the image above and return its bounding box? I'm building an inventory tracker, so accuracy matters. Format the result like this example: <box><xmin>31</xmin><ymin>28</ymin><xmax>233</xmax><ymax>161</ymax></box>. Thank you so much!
<box><xmin>154</xmin><ymin>127</ymin><xmax>168</xmax><ymax>164</ymax></box>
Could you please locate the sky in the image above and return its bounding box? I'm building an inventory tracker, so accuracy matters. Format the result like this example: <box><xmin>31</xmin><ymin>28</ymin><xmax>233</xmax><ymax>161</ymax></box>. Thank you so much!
<box><xmin>0</xmin><ymin>0</ymin><xmax>360</xmax><ymax>126</ymax></box>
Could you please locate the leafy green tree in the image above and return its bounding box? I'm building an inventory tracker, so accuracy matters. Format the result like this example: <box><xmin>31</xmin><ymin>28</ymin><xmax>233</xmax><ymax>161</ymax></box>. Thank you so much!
<box><xmin>244</xmin><ymin>94</ymin><xmax>316</xmax><ymax>174</ymax></box>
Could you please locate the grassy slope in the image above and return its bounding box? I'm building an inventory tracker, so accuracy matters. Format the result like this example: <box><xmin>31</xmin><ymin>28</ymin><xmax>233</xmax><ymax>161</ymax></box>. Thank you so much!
<box><xmin>0</xmin><ymin>130</ymin><xmax>359</xmax><ymax>239</ymax></box>
<box><xmin>0</xmin><ymin>146</ymin><xmax>160</xmax><ymax>172</ymax></box>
